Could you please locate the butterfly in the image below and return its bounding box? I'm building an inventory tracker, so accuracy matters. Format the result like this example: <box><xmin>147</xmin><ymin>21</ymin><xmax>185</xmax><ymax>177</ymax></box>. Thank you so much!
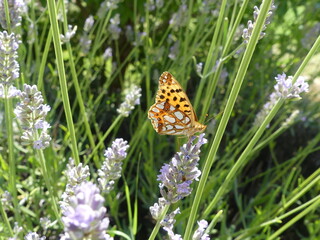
<box><xmin>148</xmin><ymin>72</ymin><xmax>206</xmax><ymax>137</ymax></box>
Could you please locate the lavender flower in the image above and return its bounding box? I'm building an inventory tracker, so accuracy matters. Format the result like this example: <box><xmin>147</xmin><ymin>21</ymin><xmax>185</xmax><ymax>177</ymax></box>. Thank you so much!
<box><xmin>14</xmin><ymin>84</ymin><xmax>51</xmax><ymax>149</ymax></box>
<box><xmin>168</xmin><ymin>41</ymin><xmax>180</xmax><ymax>60</ymax></box>
<box><xmin>281</xmin><ymin>110</ymin><xmax>300</xmax><ymax>128</ymax></box>
<box><xmin>196</xmin><ymin>62</ymin><xmax>203</xmax><ymax>76</ymax></box>
<box><xmin>254</xmin><ymin>73</ymin><xmax>309</xmax><ymax>127</ymax></box>
<box><xmin>60</xmin><ymin>25</ymin><xmax>77</xmax><ymax>43</ymax></box>
<box><xmin>170</xmin><ymin>1</ymin><xmax>188</xmax><ymax>31</ymax></box>
<box><xmin>145</xmin><ymin>0</ymin><xmax>164</xmax><ymax>11</ymax></box>
<box><xmin>253</xmin><ymin>92</ymin><xmax>278</xmax><ymax>127</ymax></box>
<box><xmin>97</xmin><ymin>0</ymin><xmax>121</xmax><ymax>19</ymax></box>
<box><xmin>156</xmin><ymin>0</ymin><xmax>164</xmax><ymax>8</ymax></box>
<box><xmin>40</xmin><ymin>217</ymin><xmax>52</xmax><ymax>230</ymax></box>
<box><xmin>116</xmin><ymin>85</ymin><xmax>142</xmax><ymax>117</ymax></box>
<box><xmin>242</xmin><ymin>1</ymin><xmax>276</xmax><ymax>43</ymax></box>
<box><xmin>0</xmin><ymin>85</ymin><xmax>20</xmax><ymax>98</ymax></box>
<box><xmin>24</xmin><ymin>232</ymin><xmax>46</xmax><ymax>240</ymax></box>
<box><xmin>161</xmin><ymin>208</ymin><xmax>182</xmax><ymax>240</ymax></box>
<box><xmin>192</xmin><ymin>220</ymin><xmax>210</xmax><ymax>240</ymax></box>
<box><xmin>199</xmin><ymin>0</ymin><xmax>217</xmax><ymax>15</ymax></box>
<box><xmin>79</xmin><ymin>16</ymin><xmax>94</xmax><ymax>54</ymax></box>
<box><xmin>61</xmin><ymin>182</ymin><xmax>113</xmax><ymax>240</ymax></box>
<box><xmin>274</xmin><ymin>74</ymin><xmax>309</xmax><ymax>99</ymax></box>
<box><xmin>1</xmin><ymin>190</ymin><xmax>12</xmax><ymax>209</ymax></box>
<box><xmin>79</xmin><ymin>34</ymin><xmax>91</xmax><ymax>54</ymax></box>
<box><xmin>98</xmin><ymin>138</ymin><xmax>129</xmax><ymax>193</ymax></box>
<box><xmin>108</xmin><ymin>14</ymin><xmax>121</xmax><ymax>40</ymax></box>
<box><xmin>133</xmin><ymin>31</ymin><xmax>147</xmax><ymax>46</ymax></box>
<box><xmin>0</xmin><ymin>31</ymin><xmax>20</xmax><ymax>86</ymax></box>
<box><xmin>84</xmin><ymin>15</ymin><xmax>94</xmax><ymax>32</ymax></box>
<box><xmin>158</xmin><ymin>134</ymin><xmax>207</xmax><ymax>203</ymax></box>
<box><xmin>60</xmin><ymin>158</ymin><xmax>90</xmax><ymax>214</ymax></box>
<box><xmin>8</xmin><ymin>222</ymin><xmax>23</xmax><ymax>240</ymax></box>
<box><xmin>150</xmin><ymin>197</ymin><xmax>167</xmax><ymax>220</ymax></box>
<box><xmin>103</xmin><ymin>47</ymin><xmax>112</xmax><ymax>60</ymax></box>
<box><xmin>0</xmin><ymin>0</ymin><xmax>27</xmax><ymax>29</ymax></box>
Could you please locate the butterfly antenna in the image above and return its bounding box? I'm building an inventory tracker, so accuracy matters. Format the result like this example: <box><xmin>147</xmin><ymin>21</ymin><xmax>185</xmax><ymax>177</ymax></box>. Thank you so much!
<box><xmin>204</xmin><ymin>110</ymin><xmax>224</xmax><ymax>124</ymax></box>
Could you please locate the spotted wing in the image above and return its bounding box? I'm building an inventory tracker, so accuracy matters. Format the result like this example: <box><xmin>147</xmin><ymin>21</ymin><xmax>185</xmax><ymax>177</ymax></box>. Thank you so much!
<box><xmin>148</xmin><ymin>101</ymin><xmax>192</xmax><ymax>135</ymax></box>
<box><xmin>148</xmin><ymin>71</ymin><xmax>206</xmax><ymax>136</ymax></box>
<box><xmin>155</xmin><ymin>72</ymin><xmax>197</xmax><ymax>123</ymax></box>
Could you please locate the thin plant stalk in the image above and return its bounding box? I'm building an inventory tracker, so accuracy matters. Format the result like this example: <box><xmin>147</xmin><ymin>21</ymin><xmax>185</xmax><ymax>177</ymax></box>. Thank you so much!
<box><xmin>193</xmin><ymin>0</ymin><xmax>228</xmax><ymax>111</ymax></box>
<box><xmin>0</xmin><ymin>184</ymin><xmax>14</xmax><ymax>237</ymax></box>
<box><xmin>268</xmin><ymin>196</ymin><xmax>320</xmax><ymax>240</ymax></box>
<box><xmin>85</xmin><ymin>115</ymin><xmax>122</xmax><ymax>165</ymax></box>
<box><xmin>60</xmin><ymin>0</ymin><xmax>96</xmax><ymax>151</ymax></box>
<box><xmin>3</xmin><ymin>0</ymin><xmax>11</xmax><ymax>32</ymax></box>
<box><xmin>203</xmin><ymin>98</ymin><xmax>284</xmax><ymax>217</ymax></box>
<box><xmin>47</xmin><ymin>0</ymin><xmax>80</xmax><ymax>165</ymax></box>
<box><xmin>184</xmin><ymin>1</ymin><xmax>274</xmax><ymax>238</ymax></box>
<box><xmin>148</xmin><ymin>204</ymin><xmax>170</xmax><ymax>240</ymax></box>
<box><xmin>4</xmin><ymin>86</ymin><xmax>20</xmax><ymax>222</ymax></box>
<box><xmin>36</xmin><ymin>148</ymin><xmax>62</xmax><ymax>226</ymax></box>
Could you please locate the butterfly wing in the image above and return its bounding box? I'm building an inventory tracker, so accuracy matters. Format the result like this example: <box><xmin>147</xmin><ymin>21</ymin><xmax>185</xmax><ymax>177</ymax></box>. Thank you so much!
<box><xmin>148</xmin><ymin>72</ymin><xmax>206</xmax><ymax>136</ymax></box>
<box><xmin>148</xmin><ymin>100</ymin><xmax>193</xmax><ymax>135</ymax></box>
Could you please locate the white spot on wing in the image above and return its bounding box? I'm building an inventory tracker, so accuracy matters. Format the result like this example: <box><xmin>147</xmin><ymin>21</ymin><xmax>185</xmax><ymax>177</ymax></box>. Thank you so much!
<box><xmin>156</xmin><ymin>103</ymin><xmax>165</xmax><ymax>109</ymax></box>
<box><xmin>182</xmin><ymin>117</ymin><xmax>190</xmax><ymax>124</ymax></box>
<box><xmin>149</xmin><ymin>112</ymin><xmax>154</xmax><ymax>117</ymax></box>
<box><xmin>152</xmin><ymin>108</ymin><xmax>160</xmax><ymax>113</ymax></box>
<box><xmin>164</xmin><ymin>115</ymin><xmax>176</xmax><ymax>123</ymax></box>
<box><xmin>165</xmin><ymin>130</ymin><xmax>176</xmax><ymax>134</ymax></box>
<box><xmin>170</xmin><ymin>105</ymin><xmax>175</xmax><ymax>111</ymax></box>
<box><xmin>166</xmin><ymin>125</ymin><xmax>174</xmax><ymax>130</ymax></box>
<box><xmin>175</xmin><ymin>125</ymin><xmax>184</xmax><ymax>129</ymax></box>
<box><xmin>174</xmin><ymin>111</ymin><xmax>184</xmax><ymax>120</ymax></box>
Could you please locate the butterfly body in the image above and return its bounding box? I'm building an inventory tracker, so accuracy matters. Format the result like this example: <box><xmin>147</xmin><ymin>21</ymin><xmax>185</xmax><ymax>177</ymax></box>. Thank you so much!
<box><xmin>148</xmin><ymin>72</ymin><xmax>206</xmax><ymax>137</ymax></box>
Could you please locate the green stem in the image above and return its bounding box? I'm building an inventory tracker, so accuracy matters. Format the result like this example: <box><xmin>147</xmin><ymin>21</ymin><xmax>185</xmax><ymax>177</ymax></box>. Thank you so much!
<box><xmin>60</xmin><ymin>0</ymin><xmax>96</xmax><ymax>150</ymax></box>
<box><xmin>47</xmin><ymin>0</ymin><xmax>80</xmax><ymax>165</ymax></box>
<box><xmin>268</xmin><ymin>196</ymin><xmax>320</xmax><ymax>240</ymax></box>
<box><xmin>85</xmin><ymin>115</ymin><xmax>122</xmax><ymax>165</ymax></box>
<box><xmin>37</xmin><ymin>149</ymin><xmax>62</xmax><ymax>226</ymax></box>
<box><xmin>0</xmin><ymin>197</ymin><xmax>13</xmax><ymax>236</ymax></box>
<box><xmin>4</xmin><ymin>86</ymin><xmax>20</xmax><ymax>223</ymax></box>
<box><xmin>193</xmin><ymin>0</ymin><xmax>228</xmax><ymax>110</ymax></box>
<box><xmin>203</xmin><ymin>99</ymin><xmax>284</xmax><ymax>217</ymax></box>
<box><xmin>148</xmin><ymin>204</ymin><xmax>170</xmax><ymax>240</ymax></box>
<box><xmin>37</xmin><ymin>29</ymin><xmax>52</xmax><ymax>91</ymax></box>
<box><xmin>3</xmin><ymin>0</ymin><xmax>11</xmax><ymax>32</ymax></box>
<box><xmin>183</xmin><ymin>1</ymin><xmax>273</xmax><ymax>239</ymax></box>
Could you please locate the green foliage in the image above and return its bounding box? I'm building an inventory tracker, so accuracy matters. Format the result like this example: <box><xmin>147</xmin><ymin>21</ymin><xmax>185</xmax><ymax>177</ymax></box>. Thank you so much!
<box><xmin>0</xmin><ymin>0</ymin><xmax>320</xmax><ymax>239</ymax></box>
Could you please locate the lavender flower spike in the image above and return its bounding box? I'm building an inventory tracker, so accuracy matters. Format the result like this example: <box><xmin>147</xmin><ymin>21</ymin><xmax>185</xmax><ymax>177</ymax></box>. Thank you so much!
<box><xmin>161</xmin><ymin>208</ymin><xmax>182</xmax><ymax>240</ymax></box>
<box><xmin>274</xmin><ymin>73</ymin><xmax>309</xmax><ymax>99</ymax></box>
<box><xmin>192</xmin><ymin>220</ymin><xmax>210</xmax><ymax>240</ymax></box>
<box><xmin>61</xmin><ymin>182</ymin><xmax>113</xmax><ymax>240</ymax></box>
<box><xmin>98</xmin><ymin>138</ymin><xmax>129</xmax><ymax>193</ymax></box>
<box><xmin>158</xmin><ymin>134</ymin><xmax>207</xmax><ymax>203</ymax></box>
<box><xmin>60</xmin><ymin>158</ymin><xmax>90</xmax><ymax>214</ymax></box>
<box><xmin>0</xmin><ymin>0</ymin><xmax>27</xmax><ymax>29</ymax></box>
<box><xmin>117</xmin><ymin>85</ymin><xmax>142</xmax><ymax>117</ymax></box>
<box><xmin>14</xmin><ymin>84</ymin><xmax>51</xmax><ymax>149</ymax></box>
<box><xmin>24</xmin><ymin>232</ymin><xmax>46</xmax><ymax>240</ymax></box>
<box><xmin>242</xmin><ymin>1</ymin><xmax>276</xmax><ymax>43</ymax></box>
<box><xmin>0</xmin><ymin>31</ymin><xmax>20</xmax><ymax>86</ymax></box>
<box><xmin>150</xmin><ymin>197</ymin><xmax>167</xmax><ymax>220</ymax></box>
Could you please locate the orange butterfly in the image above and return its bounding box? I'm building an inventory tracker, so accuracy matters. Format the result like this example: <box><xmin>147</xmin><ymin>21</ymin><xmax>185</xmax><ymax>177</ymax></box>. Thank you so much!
<box><xmin>148</xmin><ymin>72</ymin><xmax>206</xmax><ymax>137</ymax></box>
